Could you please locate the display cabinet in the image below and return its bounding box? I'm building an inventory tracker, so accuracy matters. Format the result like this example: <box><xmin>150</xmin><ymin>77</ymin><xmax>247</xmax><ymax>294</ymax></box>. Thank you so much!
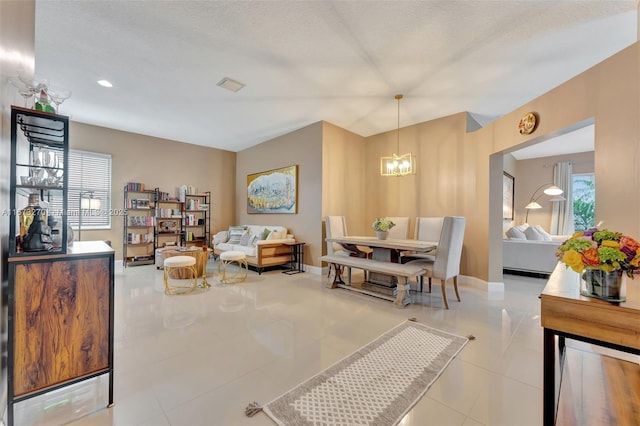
<box><xmin>9</xmin><ymin>106</ymin><xmax>69</xmax><ymax>255</ymax></box>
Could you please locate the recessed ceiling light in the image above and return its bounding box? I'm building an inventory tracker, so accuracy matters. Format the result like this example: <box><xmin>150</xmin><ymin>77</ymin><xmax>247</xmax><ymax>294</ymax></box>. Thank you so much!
<box><xmin>217</xmin><ymin>77</ymin><xmax>245</xmax><ymax>93</ymax></box>
<box><xmin>97</xmin><ymin>79</ymin><xmax>113</xmax><ymax>88</ymax></box>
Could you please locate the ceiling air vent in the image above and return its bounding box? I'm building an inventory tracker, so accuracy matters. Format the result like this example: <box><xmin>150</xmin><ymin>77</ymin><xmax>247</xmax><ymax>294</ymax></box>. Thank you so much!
<box><xmin>217</xmin><ymin>77</ymin><xmax>245</xmax><ymax>93</ymax></box>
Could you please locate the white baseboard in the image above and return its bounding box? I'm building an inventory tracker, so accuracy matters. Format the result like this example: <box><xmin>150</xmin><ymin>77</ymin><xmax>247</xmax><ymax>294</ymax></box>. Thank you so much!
<box><xmin>304</xmin><ymin>264</ymin><xmax>324</xmax><ymax>275</ymax></box>
<box><xmin>459</xmin><ymin>275</ymin><xmax>503</xmax><ymax>292</ymax></box>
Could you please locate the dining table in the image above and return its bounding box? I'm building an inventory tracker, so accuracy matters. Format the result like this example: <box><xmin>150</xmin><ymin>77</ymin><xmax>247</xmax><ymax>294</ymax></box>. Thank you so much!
<box><xmin>325</xmin><ymin>236</ymin><xmax>437</xmax><ymax>301</ymax></box>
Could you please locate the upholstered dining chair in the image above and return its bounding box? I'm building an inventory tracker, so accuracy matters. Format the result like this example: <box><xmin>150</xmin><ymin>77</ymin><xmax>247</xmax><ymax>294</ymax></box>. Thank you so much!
<box><xmin>405</xmin><ymin>216</ymin><xmax>466</xmax><ymax>309</ymax></box>
<box><xmin>400</xmin><ymin>216</ymin><xmax>444</xmax><ymax>266</ymax></box>
<box><xmin>386</xmin><ymin>217</ymin><xmax>410</xmax><ymax>239</ymax></box>
<box><xmin>325</xmin><ymin>215</ymin><xmax>371</xmax><ymax>283</ymax></box>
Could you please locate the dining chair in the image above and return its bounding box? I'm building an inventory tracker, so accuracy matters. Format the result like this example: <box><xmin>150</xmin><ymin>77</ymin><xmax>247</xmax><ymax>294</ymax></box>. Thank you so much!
<box><xmin>405</xmin><ymin>216</ymin><xmax>466</xmax><ymax>309</ymax></box>
<box><xmin>386</xmin><ymin>217</ymin><xmax>410</xmax><ymax>239</ymax></box>
<box><xmin>325</xmin><ymin>215</ymin><xmax>370</xmax><ymax>283</ymax></box>
<box><xmin>400</xmin><ymin>217</ymin><xmax>444</xmax><ymax>267</ymax></box>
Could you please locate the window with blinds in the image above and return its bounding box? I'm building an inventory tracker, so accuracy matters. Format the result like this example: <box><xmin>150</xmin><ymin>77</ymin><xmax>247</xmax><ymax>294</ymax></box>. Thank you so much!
<box><xmin>52</xmin><ymin>149</ymin><xmax>112</xmax><ymax>230</ymax></box>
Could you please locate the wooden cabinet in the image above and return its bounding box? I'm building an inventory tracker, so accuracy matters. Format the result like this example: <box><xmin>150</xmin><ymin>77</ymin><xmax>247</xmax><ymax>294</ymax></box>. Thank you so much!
<box><xmin>123</xmin><ymin>184</ymin><xmax>156</xmax><ymax>266</ymax></box>
<box><xmin>7</xmin><ymin>241</ymin><xmax>115</xmax><ymax>426</ymax></box>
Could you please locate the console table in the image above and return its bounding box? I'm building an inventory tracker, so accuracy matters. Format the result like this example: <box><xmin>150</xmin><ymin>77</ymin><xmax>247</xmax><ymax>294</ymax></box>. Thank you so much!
<box><xmin>540</xmin><ymin>264</ymin><xmax>640</xmax><ymax>425</ymax></box>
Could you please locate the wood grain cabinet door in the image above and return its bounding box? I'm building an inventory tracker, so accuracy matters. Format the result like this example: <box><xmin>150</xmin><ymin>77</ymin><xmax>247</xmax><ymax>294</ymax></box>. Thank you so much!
<box><xmin>13</xmin><ymin>257</ymin><xmax>111</xmax><ymax>396</ymax></box>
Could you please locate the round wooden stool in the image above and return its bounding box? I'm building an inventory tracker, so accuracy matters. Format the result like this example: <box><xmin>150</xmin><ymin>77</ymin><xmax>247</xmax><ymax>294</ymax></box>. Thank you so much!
<box><xmin>218</xmin><ymin>251</ymin><xmax>248</xmax><ymax>283</ymax></box>
<box><xmin>163</xmin><ymin>255</ymin><xmax>198</xmax><ymax>295</ymax></box>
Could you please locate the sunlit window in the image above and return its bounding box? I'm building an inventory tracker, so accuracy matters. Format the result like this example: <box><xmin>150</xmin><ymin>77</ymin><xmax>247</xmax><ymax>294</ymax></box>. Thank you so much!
<box><xmin>572</xmin><ymin>173</ymin><xmax>595</xmax><ymax>231</ymax></box>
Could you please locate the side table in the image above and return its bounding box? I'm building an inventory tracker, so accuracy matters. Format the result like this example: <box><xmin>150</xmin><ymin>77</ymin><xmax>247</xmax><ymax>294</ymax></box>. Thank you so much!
<box><xmin>283</xmin><ymin>242</ymin><xmax>305</xmax><ymax>274</ymax></box>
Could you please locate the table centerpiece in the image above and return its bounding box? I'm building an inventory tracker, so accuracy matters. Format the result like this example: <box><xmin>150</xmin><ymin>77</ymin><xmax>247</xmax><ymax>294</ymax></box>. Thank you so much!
<box><xmin>555</xmin><ymin>228</ymin><xmax>640</xmax><ymax>301</ymax></box>
<box><xmin>372</xmin><ymin>218</ymin><xmax>396</xmax><ymax>240</ymax></box>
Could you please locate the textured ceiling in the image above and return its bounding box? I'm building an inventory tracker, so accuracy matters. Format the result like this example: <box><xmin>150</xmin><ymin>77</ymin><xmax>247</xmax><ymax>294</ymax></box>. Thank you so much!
<box><xmin>33</xmin><ymin>1</ymin><xmax>637</xmax><ymax>152</ymax></box>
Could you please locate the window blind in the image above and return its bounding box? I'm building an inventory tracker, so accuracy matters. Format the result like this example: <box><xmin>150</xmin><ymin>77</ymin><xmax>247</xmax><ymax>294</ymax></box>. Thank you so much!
<box><xmin>50</xmin><ymin>149</ymin><xmax>112</xmax><ymax>230</ymax></box>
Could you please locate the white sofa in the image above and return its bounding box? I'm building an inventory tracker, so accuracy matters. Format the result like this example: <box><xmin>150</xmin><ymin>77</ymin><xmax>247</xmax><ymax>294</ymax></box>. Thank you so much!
<box><xmin>503</xmin><ymin>239</ymin><xmax>564</xmax><ymax>275</ymax></box>
<box><xmin>503</xmin><ymin>224</ymin><xmax>569</xmax><ymax>275</ymax></box>
<box><xmin>212</xmin><ymin>225</ymin><xmax>295</xmax><ymax>274</ymax></box>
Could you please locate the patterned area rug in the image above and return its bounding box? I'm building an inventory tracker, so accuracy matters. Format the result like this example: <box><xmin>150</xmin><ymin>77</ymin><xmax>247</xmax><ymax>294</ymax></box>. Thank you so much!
<box><xmin>246</xmin><ymin>320</ymin><xmax>469</xmax><ymax>426</ymax></box>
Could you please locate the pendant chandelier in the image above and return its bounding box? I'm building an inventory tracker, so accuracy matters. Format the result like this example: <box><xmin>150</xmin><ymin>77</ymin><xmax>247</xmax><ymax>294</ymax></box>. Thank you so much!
<box><xmin>380</xmin><ymin>94</ymin><xmax>416</xmax><ymax>176</ymax></box>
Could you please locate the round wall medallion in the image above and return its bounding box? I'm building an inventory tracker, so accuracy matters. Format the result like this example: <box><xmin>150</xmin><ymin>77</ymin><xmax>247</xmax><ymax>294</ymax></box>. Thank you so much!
<box><xmin>518</xmin><ymin>112</ymin><xmax>538</xmax><ymax>135</ymax></box>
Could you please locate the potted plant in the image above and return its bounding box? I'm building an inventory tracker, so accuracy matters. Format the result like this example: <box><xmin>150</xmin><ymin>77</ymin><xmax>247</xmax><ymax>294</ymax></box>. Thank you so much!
<box><xmin>372</xmin><ymin>218</ymin><xmax>396</xmax><ymax>240</ymax></box>
<box><xmin>555</xmin><ymin>228</ymin><xmax>640</xmax><ymax>300</ymax></box>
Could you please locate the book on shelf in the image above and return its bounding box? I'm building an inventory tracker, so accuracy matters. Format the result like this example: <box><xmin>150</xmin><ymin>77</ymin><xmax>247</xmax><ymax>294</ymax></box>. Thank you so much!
<box><xmin>127</xmin><ymin>232</ymin><xmax>154</xmax><ymax>244</ymax></box>
<box><xmin>126</xmin><ymin>198</ymin><xmax>150</xmax><ymax>209</ymax></box>
<box><xmin>177</xmin><ymin>185</ymin><xmax>198</xmax><ymax>202</ymax></box>
<box><xmin>127</xmin><ymin>215</ymin><xmax>155</xmax><ymax>226</ymax></box>
<box><xmin>158</xmin><ymin>191</ymin><xmax>179</xmax><ymax>202</ymax></box>
<box><xmin>126</xmin><ymin>182</ymin><xmax>145</xmax><ymax>191</ymax></box>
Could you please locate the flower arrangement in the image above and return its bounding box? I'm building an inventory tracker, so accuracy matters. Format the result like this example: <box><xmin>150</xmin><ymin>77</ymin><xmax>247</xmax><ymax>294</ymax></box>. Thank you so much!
<box><xmin>372</xmin><ymin>218</ymin><xmax>396</xmax><ymax>232</ymax></box>
<box><xmin>555</xmin><ymin>228</ymin><xmax>640</xmax><ymax>278</ymax></box>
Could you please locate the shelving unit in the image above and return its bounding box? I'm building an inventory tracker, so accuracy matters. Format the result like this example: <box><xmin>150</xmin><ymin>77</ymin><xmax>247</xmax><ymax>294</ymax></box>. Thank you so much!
<box><xmin>183</xmin><ymin>191</ymin><xmax>210</xmax><ymax>247</ymax></box>
<box><xmin>9</xmin><ymin>106</ymin><xmax>69</xmax><ymax>255</ymax></box>
<box><xmin>123</xmin><ymin>184</ymin><xmax>156</xmax><ymax>267</ymax></box>
<box><xmin>156</xmin><ymin>190</ymin><xmax>184</xmax><ymax>249</ymax></box>
<box><xmin>121</xmin><ymin>187</ymin><xmax>211</xmax><ymax>262</ymax></box>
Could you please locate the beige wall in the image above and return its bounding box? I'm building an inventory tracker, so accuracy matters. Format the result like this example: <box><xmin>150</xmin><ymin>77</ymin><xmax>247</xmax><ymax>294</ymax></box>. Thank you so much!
<box><xmin>485</xmin><ymin>43</ymin><xmax>640</xmax><ymax>283</ymax></box>
<box><xmin>364</xmin><ymin>112</ymin><xmax>475</xmax><ymax>272</ymax></box>
<box><xmin>70</xmin><ymin>122</ymin><xmax>236</xmax><ymax>260</ymax></box>
<box><xmin>515</xmin><ymin>151</ymin><xmax>594</xmax><ymax>230</ymax></box>
<box><xmin>322</xmin><ymin>122</ymin><xmax>367</xmax><ymax>237</ymax></box>
<box><xmin>363</xmin><ymin>43</ymin><xmax>640</xmax><ymax>284</ymax></box>
<box><xmin>236</xmin><ymin>122</ymin><xmax>324</xmax><ymax>267</ymax></box>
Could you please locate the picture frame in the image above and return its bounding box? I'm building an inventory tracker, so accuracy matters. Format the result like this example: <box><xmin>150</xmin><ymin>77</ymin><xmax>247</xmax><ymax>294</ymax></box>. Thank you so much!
<box><xmin>247</xmin><ymin>165</ymin><xmax>298</xmax><ymax>214</ymax></box>
<box><xmin>503</xmin><ymin>172</ymin><xmax>514</xmax><ymax>220</ymax></box>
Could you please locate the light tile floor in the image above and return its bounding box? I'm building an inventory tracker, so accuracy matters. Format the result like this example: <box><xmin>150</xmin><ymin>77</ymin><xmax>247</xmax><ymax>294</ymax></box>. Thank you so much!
<box><xmin>12</xmin><ymin>262</ymin><xmax>549</xmax><ymax>426</ymax></box>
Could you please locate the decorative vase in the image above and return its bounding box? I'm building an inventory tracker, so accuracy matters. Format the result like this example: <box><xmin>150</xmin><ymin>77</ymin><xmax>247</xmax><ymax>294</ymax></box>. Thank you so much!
<box><xmin>376</xmin><ymin>231</ymin><xmax>388</xmax><ymax>240</ymax></box>
<box><xmin>581</xmin><ymin>268</ymin><xmax>625</xmax><ymax>301</ymax></box>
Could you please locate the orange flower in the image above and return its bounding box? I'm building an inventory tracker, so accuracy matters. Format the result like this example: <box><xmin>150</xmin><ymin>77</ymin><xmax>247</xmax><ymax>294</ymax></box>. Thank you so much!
<box><xmin>621</xmin><ymin>236</ymin><xmax>640</xmax><ymax>252</ymax></box>
<box><xmin>581</xmin><ymin>248</ymin><xmax>600</xmax><ymax>267</ymax></box>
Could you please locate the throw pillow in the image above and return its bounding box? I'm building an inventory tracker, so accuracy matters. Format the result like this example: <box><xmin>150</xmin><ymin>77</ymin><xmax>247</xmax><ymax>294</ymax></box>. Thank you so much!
<box><xmin>212</xmin><ymin>231</ymin><xmax>228</xmax><ymax>246</ymax></box>
<box><xmin>524</xmin><ymin>226</ymin><xmax>544</xmax><ymax>241</ymax></box>
<box><xmin>228</xmin><ymin>225</ymin><xmax>246</xmax><ymax>244</ymax></box>
<box><xmin>534</xmin><ymin>225</ymin><xmax>553</xmax><ymax>241</ymax></box>
<box><xmin>260</xmin><ymin>228</ymin><xmax>271</xmax><ymax>240</ymax></box>
<box><xmin>505</xmin><ymin>226</ymin><xmax>526</xmax><ymax>239</ymax></box>
<box><xmin>266</xmin><ymin>229</ymin><xmax>281</xmax><ymax>240</ymax></box>
<box><xmin>248</xmin><ymin>234</ymin><xmax>258</xmax><ymax>247</ymax></box>
<box><xmin>239</xmin><ymin>231</ymin><xmax>251</xmax><ymax>246</ymax></box>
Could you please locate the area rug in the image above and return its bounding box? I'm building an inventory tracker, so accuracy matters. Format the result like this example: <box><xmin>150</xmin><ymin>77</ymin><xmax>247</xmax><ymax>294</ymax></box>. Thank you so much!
<box><xmin>245</xmin><ymin>319</ymin><xmax>469</xmax><ymax>426</ymax></box>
